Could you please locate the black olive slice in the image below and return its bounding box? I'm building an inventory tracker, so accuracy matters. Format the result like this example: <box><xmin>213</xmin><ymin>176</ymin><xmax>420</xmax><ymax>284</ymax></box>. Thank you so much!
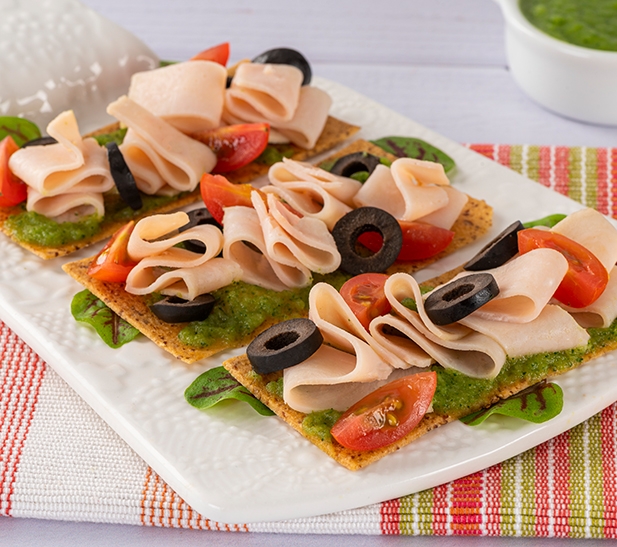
<box><xmin>464</xmin><ymin>221</ymin><xmax>524</xmax><ymax>271</ymax></box>
<box><xmin>247</xmin><ymin>318</ymin><xmax>323</xmax><ymax>374</ymax></box>
<box><xmin>330</xmin><ymin>152</ymin><xmax>381</xmax><ymax>179</ymax></box>
<box><xmin>332</xmin><ymin>207</ymin><xmax>403</xmax><ymax>275</ymax></box>
<box><xmin>21</xmin><ymin>136</ymin><xmax>58</xmax><ymax>148</ymax></box>
<box><xmin>106</xmin><ymin>142</ymin><xmax>143</xmax><ymax>210</ymax></box>
<box><xmin>424</xmin><ymin>273</ymin><xmax>499</xmax><ymax>326</ymax></box>
<box><xmin>178</xmin><ymin>208</ymin><xmax>222</xmax><ymax>253</ymax></box>
<box><xmin>251</xmin><ymin>47</ymin><xmax>312</xmax><ymax>86</ymax></box>
<box><xmin>150</xmin><ymin>293</ymin><xmax>215</xmax><ymax>323</ymax></box>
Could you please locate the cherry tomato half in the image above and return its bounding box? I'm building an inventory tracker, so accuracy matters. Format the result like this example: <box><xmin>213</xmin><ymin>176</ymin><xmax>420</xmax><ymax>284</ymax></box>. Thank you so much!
<box><xmin>517</xmin><ymin>228</ymin><xmax>609</xmax><ymax>308</ymax></box>
<box><xmin>87</xmin><ymin>221</ymin><xmax>138</xmax><ymax>283</ymax></box>
<box><xmin>194</xmin><ymin>123</ymin><xmax>270</xmax><ymax>174</ymax></box>
<box><xmin>200</xmin><ymin>173</ymin><xmax>265</xmax><ymax>224</ymax></box>
<box><xmin>340</xmin><ymin>273</ymin><xmax>391</xmax><ymax>330</ymax></box>
<box><xmin>190</xmin><ymin>42</ymin><xmax>230</xmax><ymax>66</ymax></box>
<box><xmin>358</xmin><ymin>220</ymin><xmax>455</xmax><ymax>262</ymax></box>
<box><xmin>331</xmin><ymin>371</ymin><xmax>437</xmax><ymax>451</ymax></box>
<box><xmin>0</xmin><ymin>136</ymin><xmax>27</xmax><ymax>207</ymax></box>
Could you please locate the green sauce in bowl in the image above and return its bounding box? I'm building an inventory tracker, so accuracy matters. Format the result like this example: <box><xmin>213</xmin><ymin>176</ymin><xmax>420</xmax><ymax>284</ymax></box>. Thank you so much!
<box><xmin>520</xmin><ymin>0</ymin><xmax>617</xmax><ymax>51</ymax></box>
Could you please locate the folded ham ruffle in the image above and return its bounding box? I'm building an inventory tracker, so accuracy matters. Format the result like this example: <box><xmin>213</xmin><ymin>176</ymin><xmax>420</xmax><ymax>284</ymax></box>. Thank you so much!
<box><xmin>353</xmin><ymin>158</ymin><xmax>468</xmax><ymax>229</ymax></box>
<box><xmin>107</xmin><ymin>95</ymin><xmax>217</xmax><ymax>196</ymax></box>
<box><xmin>224</xmin><ymin>63</ymin><xmax>331</xmax><ymax>149</ymax></box>
<box><xmin>128</xmin><ymin>60</ymin><xmax>227</xmax><ymax>134</ymax></box>
<box><xmin>125</xmin><ymin>211</ymin><xmax>241</xmax><ymax>301</ymax></box>
<box><xmin>283</xmin><ymin>283</ymin><xmax>394</xmax><ymax>413</ymax></box>
<box><xmin>8</xmin><ymin>110</ymin><xmax>114</xmax><ymax>219</ymax></box>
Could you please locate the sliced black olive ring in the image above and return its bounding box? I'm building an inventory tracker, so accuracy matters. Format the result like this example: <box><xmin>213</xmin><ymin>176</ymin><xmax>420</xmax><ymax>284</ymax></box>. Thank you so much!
<box><xmin>106</xmin><ymin>142</ymin><xmax>143</xmax><ymax>211</ymax></box>
<box><xmin>178</xmin><ymin>208</ymin><xmax>222</xmax><ymax>254</ymax></box>
<box><xmin>150</xmin><ymin>293</ymin><xmax>216</xmax><ymax>323</ymax></box>
<box><xmin>464</xmin><ymin>220</ymin><xmax>524</xmax><ymax>271</ymax></box>
<box><xmin>251</xmin><ymin>47</ymin><xmax>312</xmax><ymax>86</ymax></box>
<box><xmin>330</xmin><ymin>152</ymin><xmax>381</xmax><ymax>179</ymax></box>
<box><xmin>247</xmin><ymin>318</ymin><xmax>323</xmax><ymax>374</ymax></box>
<box><xmin>332</xmin><ymin>207</ymin><xmax>403</xmax><ymax>275</ymax></box>
<box><xmin>424</xmin><ymin>273</ymin><xmax>500</xmax><ymax>326</ymax></box>
<box><xmin>21</xmin><ymin>136</ymin><xmax>58</xmax><ymax>148</ymax></box>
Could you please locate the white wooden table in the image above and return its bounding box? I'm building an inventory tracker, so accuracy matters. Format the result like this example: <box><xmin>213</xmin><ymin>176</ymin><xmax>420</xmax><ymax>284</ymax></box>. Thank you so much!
<box><xmin>2</xmin><ymin>0</ymin><xmax>614</xmax><ymax>545</ymax></box>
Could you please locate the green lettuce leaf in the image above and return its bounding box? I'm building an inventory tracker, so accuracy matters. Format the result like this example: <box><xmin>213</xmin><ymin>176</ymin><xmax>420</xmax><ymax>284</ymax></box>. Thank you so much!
<box><xmin>185</xmin><ymin>366</ymin><xmax>274</xmax><ymax>416</ymax></box>
<box><xmin>523</xmin><ymin>213</ymin><xmax>567</xmax><ymax>228</ymax></box>
<box><xmin>370</xmin><ymin>136</ymin><xmax>456</xmax><ymax>173</ymax></box>
<box><xmin>0</xmin><ymin>117</ymin><xmax>41</xmax><ymax>147</ymax></box>
<box><xmin>460</xmin><ymin>381</ymin><xmax>563</xmax><ymax>426</ymax></box>
<box><xmin>70</xmin><ymin>289</ymin><xmax>140</xmax><ymax>348</ymax></box>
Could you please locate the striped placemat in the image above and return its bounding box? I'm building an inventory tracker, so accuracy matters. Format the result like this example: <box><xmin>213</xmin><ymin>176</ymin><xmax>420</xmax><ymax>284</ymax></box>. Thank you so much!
<box><xmin>1</xmin><ymin>143</ymin><xmax>616</xmax><ymax>538</ymax></box>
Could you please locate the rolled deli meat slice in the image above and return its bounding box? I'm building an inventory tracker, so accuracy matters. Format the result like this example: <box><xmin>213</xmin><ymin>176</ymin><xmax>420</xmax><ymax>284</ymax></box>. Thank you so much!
<box><xmin>222</xmin><ymin>205</ymin><xmax>308</xmax><ymax>291</ymax></box>
<box><xmin>126</xmin><ymin>257</ymin><xmax>242</xmax><ymax>301</ymax></box>
<box><xmin>128</xmin><ymin>60</ymin><xmax>227</xmax><ymax>134</ymax></box>
<box><xmin>353</xmin><ymin>162</ymin><xmax>449</xmax><ymax>221</ymax></box>
<box><xmin>258</xmin><ymin>193</ymin><xmax>341</xmax><ymax>274</ymax></box>
<box><xmin>107</xmin><ymin>95</ymin><xmax>216</xmax><ymax>195</ymax></box>
<box><xmin>127</xmin><ymin>211</ymin><xmax>223</xmax><ymax>264</ymax></box>
<box><xmin>9</xmin><ymin>110</ymin><xmax>114</xmax><ymax>197</ymax></box>
<box><xmin>27</xmin><ymin>190</ymin><xmax>105</xmax><ymax>219</ymax></box>
<box><xmin>563</xmin><ymin>265</ymin><xmax>617</xmax><ymax>328</ymax></box>
<box><xmin>551</xmin><ymin>208</ymin><xmax>617</xmax><ymax>273</ymax></box>
<box><xmin>225</xmin><ymin>62</ymin><xmax>303</xmax><ymax>124</ymax></box>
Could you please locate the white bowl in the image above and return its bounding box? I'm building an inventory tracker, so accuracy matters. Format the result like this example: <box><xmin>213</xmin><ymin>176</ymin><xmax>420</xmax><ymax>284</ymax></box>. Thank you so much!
<box><xmin>495</xmin><ymin>0</ymin><xmax>617</xmax><ymax>125</ymax></box>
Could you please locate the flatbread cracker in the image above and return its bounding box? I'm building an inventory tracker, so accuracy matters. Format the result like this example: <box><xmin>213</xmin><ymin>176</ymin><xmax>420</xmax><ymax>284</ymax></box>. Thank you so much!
<box><xmin>1</xmin><ymin>116</ymin><xmax>359</xmax><ymax>259</ymax></box>
<box><xmin>221</xmin><ymin>289</ymin><xmax>617</xmax><ymax>471</ymax></box>
<box><xmin>62</xmin><ymin>139</ymin><xmax>492</xmax><ymax>364</ymax></box>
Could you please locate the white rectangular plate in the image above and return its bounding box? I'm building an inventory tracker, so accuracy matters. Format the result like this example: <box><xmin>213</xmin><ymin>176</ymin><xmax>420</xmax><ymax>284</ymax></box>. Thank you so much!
<box><xmin>1</xmin><ymin>78</ymin><xmax>615</xmax><ymax>525</ymax></box>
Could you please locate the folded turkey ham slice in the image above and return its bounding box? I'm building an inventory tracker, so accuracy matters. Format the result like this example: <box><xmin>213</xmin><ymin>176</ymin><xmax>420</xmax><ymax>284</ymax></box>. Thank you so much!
<box><xmin>222</xmin><ymin>205</ymin><xmax>307</xmax><ymax>291</ymax></box>
<box><xmin>263</xmin><ymin>158</ymin><xmax>362</xmax><ymax>229</ymax></box>
<box><xmin>107</xmin><ymin>95</ymin><xmax>217</xmax><ymax>195</ymax></box>
<box><xmin>124</xmin><ymin>211</ymin><xmax>242</xmax><ymax>300</ymax></box>
<box><xmin>353</xmin><ymin>159</ymin><xmax>467</xmax><ymax>228</ymax></box>
<box><xmin>283</xmin><ymin>283</ymin><xmax>394</xmax><ymax>413</ymax></box>
<box><xmin>224</xmin><ymin>63</ymin><xmax>331</xmax><ymax>149</ymax></box>
<box><xmin>128</xmin><ymin>60</ymin><xmax>227</xmax><ymax>134</ymax></box>
<box><xmin>8</xmin><ymin>110</ymin><xmax>114</xmax><ymax>219</ymax></box>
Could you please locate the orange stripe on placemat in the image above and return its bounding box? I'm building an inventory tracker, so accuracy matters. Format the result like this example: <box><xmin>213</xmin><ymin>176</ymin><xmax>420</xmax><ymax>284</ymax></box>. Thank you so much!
<box><xmin>0</xmin><ymin>322</ymin><xmax>45</xmax><ymax>517</ymax></box>
<box><xmin>449</xmin><ymin>472</ymin><xmax>484</xmax><ymax>535</ymax></box>
<box><xmin>537</xmin><ymin>146</ymin><xmax>552</xmax><ymax>190</ymax></box>
<box><xmin>139</xmin><ymin>465</ymin><xmax>249</xmax><ymax>532</ymax></box>
<box><xmin>601</xmin><ymin>404</ymin><xmax>617</xmax><ymax>539</ymax></box>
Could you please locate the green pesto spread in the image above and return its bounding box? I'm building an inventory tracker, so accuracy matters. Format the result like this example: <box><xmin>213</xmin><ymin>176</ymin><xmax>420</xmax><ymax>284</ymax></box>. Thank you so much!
<box><xmin>520</xmin><ymin>0</ymin><xmax>617</xmax><ymax>51</ymax></box>
<box><xmin>302</xmin><ymin>409</ymin><xmax>343</xmax><ymax>442</ymax></box>
<box><xmin>4</xmin><ymin>192</ymin><xmax>187</xmax><ymax>247</ymax></box>
<box><xmin>178</xmin><ymin>271</ymin><xmax>350</xmax><ymax>348</ymax></box>
<box><xmin>299</xmin><ymin>317</ymin><xmax>617</xmax><ymax>442</ymax></box>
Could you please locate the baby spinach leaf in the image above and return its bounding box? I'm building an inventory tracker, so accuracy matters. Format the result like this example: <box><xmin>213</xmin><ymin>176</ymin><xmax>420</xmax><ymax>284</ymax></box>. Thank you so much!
<box><xmin>0</xmin><ymin>117</ymin><xmax>41</xmax><ymax>147</ymax></box>
<box><xmin>370</xmin><ymin>136</ymin><xmax>456</xmax><ymax>173</ymax></box>
<box><xmin>460</xmin><ymin>381</ymin><xmax>563</xmax><ymax>426</ymax></box>
<box><xmin>70</xmin><ymin>289</ymin><xmax>140</xmax><ymax>348</ymax></box>
<box><xmin>523</xmin><ymin>213</ymin><xmax>567</xmax><ymax>229</ymax></box>
<box><xmin>185</xmin><ymin>366</ymin><xmax>274</xmax><ymax>416</ymax></box>
<box><xmin>93</xmin><ymin>127</ymin><xmax>127</xmax><ymax>147</ymax></box>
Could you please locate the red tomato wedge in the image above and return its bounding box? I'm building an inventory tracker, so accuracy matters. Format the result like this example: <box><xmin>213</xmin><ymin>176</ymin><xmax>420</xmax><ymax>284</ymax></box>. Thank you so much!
<box><xmin>517</xmin><ymin>228</ymin><xmax>609</xmax><ymax>308</ymax></box>
<box><xmin>87</xmin><ymin>221</ymin><xmax>138</xmax><ymax>283</ymax></box>
<box><xmin>331</xmin><ymin>371</ymin><xmax>437</xmax><ymax>451</ymax></box>
<box><xmin>193</xmin><ymin>123</ymin><xmax>270</xmax><ymax>173</ymax></box>
<box><xmin>190</xmin><ymin>42</ymin><xmax>230</xmax><ymax>66</ymax></box>
<box><xmin>358</xmin><ymin>220</ymin><xmax>455</xmax><ymax>262</ymax></box>
<box><xmin>0</xmin><ymin>136</ymin><xmax>27</xmax><ymax>207</ymax></box>
<box><xmin>200</xmin><ymin>173</ymin><xmax>265</xmax><ymax>224</ymax></box>
<box><xmin>340</xmin><ymin>273</ymin><xmax>391</xmax><ymax>330</ymax></box>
